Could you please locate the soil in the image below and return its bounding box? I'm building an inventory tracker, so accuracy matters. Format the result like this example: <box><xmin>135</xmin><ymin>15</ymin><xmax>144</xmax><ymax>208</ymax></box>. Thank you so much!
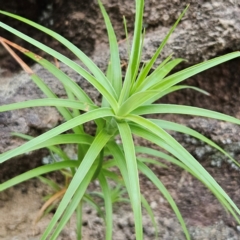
<box><xmin>0</xmin><ymin>152</ymin><xmax>240</xmax><ymax>239</ymax></box>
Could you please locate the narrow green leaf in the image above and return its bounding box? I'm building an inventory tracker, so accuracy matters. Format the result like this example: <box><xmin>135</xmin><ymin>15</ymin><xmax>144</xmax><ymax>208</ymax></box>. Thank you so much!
<box><xmin>118</xmin><ymin>62</ymin><xmax>132</xmax><ymax>105</ymax></box>
<box><xmin>109</xmin><ymin>184</ymin><xmax>128</xmax><ymax>204</ymax></box>
<box><xmin>37</xmin><ymin>176</ymin><xmax>61</xmax><ymax>192</ymax></box>
<box><xmin>123</xmin><ymin>16</ymin><xmax>131</xmax><ymax>59</ymax></box>
<box><xmin>117</xmin><ymin>90</ymin><xmax>159</xmax><ymax>116</ymax></box>
<box><xmin>42</xmin><ymin>129</ymin><xmax>114</xmax><ymax>238</ymax></box>
<box><xmin>98</xmin><ymin>0</ymin><xmax>122</xmax><ymax>98</ymax></box>
<box><xmin>126</xmin><ymin>114</ymin><xmax>240</xmax><ymax>219</ymax></box>
<box><xmin>131</xmin><ymin>28</ymin><xmax>146</xmax><ymax>87</ymax></box>
<box><xmin>0</xmin><ymin>161</ymin><xmax>78</xmax><ymax>191</ymax></box>
<box><xmin>117</xmin><ymin>122</ymin><xmax>143</xmax><ymax>240</ymax></box>
<box><xmin>60</xmin><ymin>76</ymin><xmax>88</xmax><ymax>160</ymax></box>
<box><xmin>133</xmin><ymin>54</ymin><xmax>173</xmax><ymax>93</ymax></box>
<box><xmin>61</xmin><ymin>92</ymin><xmax>86</xmax><ymax>166</ymax></box>
<box><xmin>106</xmin><ymin>142</ymin><xmax>133</xmax><ymax>207</ymax></box>
<box><xmin>28</xmin><ymin>134</ymin><xmax>93</xmax><ymax>153</ymax></box>
<box><xmin>76</xmin><ymin>201</ymin><xmax>83</xmax><ymax>240</ymax></box>
<box><xmin>129</xmin><ymin>0</ymin><xmax>144</xmax><ymax>78</ymax></box>
<box><xmin>31</xmin><ymin>59</ymin><xmax>93</xmax><ymax>104</ymax></box>
<box><xmin>134</xmin><ymin>5</ymin><xmax>188</xmax><ymax>91</ymax></box>
<box><xmin>131</xmin><ymin>122</ymin><xmax>240</xmax><ymax>224</ymax></box>
<box><xmin>144</xmin><ymin>85</ymin><xmax>209</xmax><ymax>105</ymax></box>
<box><xmin>150</xmin><ymin>52</ymin><xmax>240</xmax><ymax>94</ymax></box>
<box><xmin>102</xmin><ymin>159</ymin><xmax>117</xmax><ymax>169</ymax></box>
<box><xmin>0</xmin><ymin>108</ymin><xmax>114</xmax><ymax>164</ymax></box>
<box><xmin>0</xmin><ymin>22</ymin><xmax>118</xmax><ymax>109</ymax></box>
<box><xmin>134</xmin><ymin>130</ymin><xmax>240</xmax><ymax>226</ymax></box>
<box><xmin>138</xmin><ymin>162</ymin><xmax>190</xmax><ymax>240</ymax></box>
<box><xmin>101</xmin><ymin>169</ymin><xmax>123</xmax><ymax>184</ymax></box>
<box><xmin>28</xmin><ymin>74</ymin><xmax>85</xmax><ymax>135</ymax></box>
<box><xmin>161</xmin><ymin>85</ymin><xmax>208</xmax><ymax>98</ymax></box>
<box><xmin>49</xmin><ymin>164</ymin><xmax>97</xmax><ymax>239</ymax></box>
<box><xmin>98</xmin><ymin>172</ymin><xmax>113</xmax><ymax>240</ymax></box>
<box><xmin>131</xmin><ymin>124</ymin><xmax>239</xmax><ymax>225</ymax></box>
<box><xmin>137</xmin><ymin>58</ymin><xmax>184</xmax><ymax>92</ymax></box>
<box><xmin>131</xmin><ymin>127</ymin><xmax>191</xmax><ymax>171</ymax></box>
<box><xmin>0</xmin><ymin>11</ymin><xmax>118</xmax><ymax>100</ymax></box>
<box><xmin>83</xmin><ymin>194</ymin><xmax>105</xmax><ymax>220</ymax></box>
<box><xmin>106</xmin><ymin>141</ymin><xmax>130</xmax><ymax>188</ymax></box>
<box><xmin>29</xmin><ymin>74</ymin><xmax>74</xmax><ymax>121</ymax></box>
<box><xmin>151</xmin><ymin>119</ymin><xmax>240</xmax><ymax>167</ymax></box>
<box><xmin>141</xmin><ymin>195</ymin><xmax>158</xmax><ymax>239</ymax></box>
<box><xmin>0</xmin><ymin>98</ymin><xmax>97</xmax><ymax>113</ymax></box>
<box><xmin>133</xmin><ymin>104</ymin><xmax>240</xmax><ymax>126</ymax></box>
<box><xmin>118</xmin><ymin>0</ymin><xmax>144</xmax><ymax>104</ymax></box>
<box><xmin>137</xmin><ymin>157</ymin><xmax>167</xmax><ymax>168</ymax></box>
<box><xmin>64</xmin><ymin>87</ymin><xmax>81</xmax><ymax>118</ymax></box>
<box><xmin>12</xmin><ymin>132</ymin><xmax>71</xmax><ymax>162</ymax></box>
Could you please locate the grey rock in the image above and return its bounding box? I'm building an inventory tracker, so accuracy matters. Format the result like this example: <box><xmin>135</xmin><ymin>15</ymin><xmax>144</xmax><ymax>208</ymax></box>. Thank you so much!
<box><xmin>99</xmin><ymin>0</ymin><xmax>240</xmax><ymax>65</ymax></box>
<box><xmin>91</xmin><ymin>0</ymin><xmax>240</xmax><ymax>71</ymax></box>
<box><xmin>2</xmin><ymin>0</ymin><xmax>240</xmax><ymax>72</ymax></box>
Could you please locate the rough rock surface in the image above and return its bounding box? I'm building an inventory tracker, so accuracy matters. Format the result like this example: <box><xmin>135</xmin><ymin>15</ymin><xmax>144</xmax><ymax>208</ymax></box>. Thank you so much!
<box><xmin>1</xmin><ymin>0</ymin><xmax>240</xmax><ymax>74</ymax></box>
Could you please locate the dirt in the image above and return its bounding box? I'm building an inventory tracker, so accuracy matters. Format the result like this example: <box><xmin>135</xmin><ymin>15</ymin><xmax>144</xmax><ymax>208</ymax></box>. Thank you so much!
<box><xmin>0</xmin><ymin>151</ymin><xmax>240</xmax><ymax>239</ymax></box>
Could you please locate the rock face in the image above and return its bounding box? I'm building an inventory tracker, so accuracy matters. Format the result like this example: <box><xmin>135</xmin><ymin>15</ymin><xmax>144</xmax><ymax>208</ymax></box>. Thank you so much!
<box><xmin>1</xmin><ymin>0</ymin><xmax>240</xmax><ymax>74</ymax></box>
<box><xmin>120</xmin><ymin>0</ymin><xmax>240</xmax><ymax>63</ymax></box>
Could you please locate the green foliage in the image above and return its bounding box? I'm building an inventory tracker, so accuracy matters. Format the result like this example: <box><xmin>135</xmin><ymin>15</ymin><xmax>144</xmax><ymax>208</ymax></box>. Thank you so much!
<box><xmin>0</xmin><ymin>0</ymin><xmax>240</xmax><ymax>239</ymax></box>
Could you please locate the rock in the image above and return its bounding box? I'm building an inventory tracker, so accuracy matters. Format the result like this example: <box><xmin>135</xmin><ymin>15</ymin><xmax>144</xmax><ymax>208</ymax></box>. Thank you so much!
<box><xmin>141</xmin><ymin>0</ymin><xmax>240</xmax><ymax>64</ymax></box>
<box><xmin>1</xmin><ymin>0</ymin><xmax>240</xmax><ymax>74</ymax></box>
<box><xmin>188</xmin><ymin>118</ymin><xmax>240</xmax><ymax>144</ymax></box>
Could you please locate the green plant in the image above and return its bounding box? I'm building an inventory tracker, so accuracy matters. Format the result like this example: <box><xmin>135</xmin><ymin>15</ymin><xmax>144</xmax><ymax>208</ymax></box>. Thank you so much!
<box><xmin>0</xmin><ymin>0</ymin><xmax>240</xmax><ymax>239</ymax></box>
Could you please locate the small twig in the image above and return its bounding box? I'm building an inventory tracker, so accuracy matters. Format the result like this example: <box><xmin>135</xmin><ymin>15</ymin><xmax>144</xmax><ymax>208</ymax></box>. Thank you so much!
<box><xmin>54</xmin><ymin>57</ymin><xmax>60</xmax><ymax>69</ymax></box>
<box><xmin>33</xmin><ymin>188</ymin><xmax>67</xmax><ymax>225</ymax></box>
<box><xmin>0</xmin><ymin>37</ymin><xmax>33</xmax><ymax>74</ymax></box>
